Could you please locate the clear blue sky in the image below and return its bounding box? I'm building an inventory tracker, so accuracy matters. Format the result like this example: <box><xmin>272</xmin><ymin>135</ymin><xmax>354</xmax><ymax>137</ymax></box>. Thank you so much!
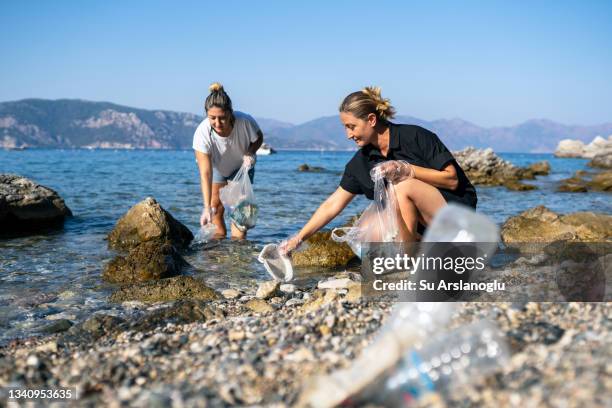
<box><xmin>1</xmin><ymin>0</ymin><xmax>611</xmax><ymax>126</ymax></box>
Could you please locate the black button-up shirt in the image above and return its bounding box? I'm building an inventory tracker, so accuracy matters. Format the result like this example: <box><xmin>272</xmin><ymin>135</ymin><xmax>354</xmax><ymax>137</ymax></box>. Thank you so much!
<box><xmin>339</xmin><ymin>123</ymin><xmax>477</xmax><ymax>208</ymax></box>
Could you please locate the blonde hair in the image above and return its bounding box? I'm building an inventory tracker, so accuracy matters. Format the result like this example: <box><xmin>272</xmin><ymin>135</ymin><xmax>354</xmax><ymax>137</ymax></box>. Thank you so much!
<box><xmin>339</xmin><ymin>86</ymin><xmax>396</xmax><ymax>121</ymax></box>
<box><xmin>204</xmin><ymin>82</ymin><xmax>234</xmax><ymax>126</ymax></box>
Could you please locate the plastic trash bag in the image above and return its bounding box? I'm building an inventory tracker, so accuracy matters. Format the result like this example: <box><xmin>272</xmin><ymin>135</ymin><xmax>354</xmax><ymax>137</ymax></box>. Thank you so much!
<box><xmin>219</xmin><ymin>163</ymin><xmax>258</xmax><ymax>231</ymax></box>
<box><xmin>193</xmin><ymin>223</ymin><xmax>217</xmax><ymax>245</ymax></box>
<box><xmin>258</xmin><ymin>243</ymin><xmax>294</xmax><ymax>281</ymax></box>
<box><xmin>331</xmin><ymin>168</ymin><xmax>400</xmax><ymax>258</ymax></box>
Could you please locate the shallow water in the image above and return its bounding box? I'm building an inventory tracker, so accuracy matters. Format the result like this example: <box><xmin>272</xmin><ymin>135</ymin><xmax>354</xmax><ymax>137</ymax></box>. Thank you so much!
<box><xmin>0</xmin><ymin>149</ymin><xmax>610</xmax><ymax>344</ymax></box>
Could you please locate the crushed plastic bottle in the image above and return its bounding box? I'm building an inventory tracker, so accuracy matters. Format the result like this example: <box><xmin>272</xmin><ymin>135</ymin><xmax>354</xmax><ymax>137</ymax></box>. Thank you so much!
<box><xmin>297</xmin><ymin>303</ymin><xmax>457</xmax><ymax>407</ymax></box>
<box><xmin>359</xmin><ymin>320</ymin><xmax>509</xmax><ymax>407</ymax></box>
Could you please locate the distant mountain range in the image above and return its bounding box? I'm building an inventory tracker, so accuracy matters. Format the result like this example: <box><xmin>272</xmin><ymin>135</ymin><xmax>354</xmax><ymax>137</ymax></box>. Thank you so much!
<box><xmin>1</xmin><ymin>98</ymin><xmax>611</xmax><ymax>152</ymax></box>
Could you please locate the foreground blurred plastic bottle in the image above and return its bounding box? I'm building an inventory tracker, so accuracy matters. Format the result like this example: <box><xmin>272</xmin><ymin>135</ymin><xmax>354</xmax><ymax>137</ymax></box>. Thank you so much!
<box><xmin>297</xmin><ymin>303</ymin><xmax>457</xmax><ymax>407</ymax></box>
<box><xmin>422</xmin><ymin>203</ymin><xmax>499</xmax><ymax>252</ymax></box>
<box><xmin>297</xmin><ymin>205</ymin><xmax>503</xmax><ymax>408</ymax></box>
<box><xmin>361</xmin><ymin>320</ymin><xmax>509</xmax><ymax>407</ymax></box>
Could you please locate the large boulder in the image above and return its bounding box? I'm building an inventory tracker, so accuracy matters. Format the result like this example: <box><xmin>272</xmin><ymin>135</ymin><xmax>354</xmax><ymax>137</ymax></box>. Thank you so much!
<box><xmin>107</xmin><ymin>197</ymin><xmax>193</xmax><ymax>250</ymax></box>
<box><xmin>501</xmin><ymin>206</ymin><xmax>612</xmax><ymax>243</ymax></box>
<box><xmin>588</xmin><ymin>171</ymin><xmax>612</xmax><ymax>191</ymax></box>
<box><xmin>583</xmin><ymin>136</ymin><xmax>612</xmax><ymax>159</ymax></box>
<box><xmin>0</xmin><ymin>174</ymin><xmax>72</xmax><ymax>236</ymax></box>
<box><xmin>588</xmin><ymin>152</ymin><xmax>612</xmax><ymax>169</ymax></box>
<box><xmin>452</xmin><ymin>147</ymin><xmax>538</xmax><ymax>190</ymax></box>
<box><xmin>528</xmin><ymin>161</ymin><xmax>551</xmax><ymax>175</ymax></box>
<box><xmin>292</xmin><ymin>231</ymin><xmax>356</xmax><ymax>268</ymax></box>
<box><xmin>555</xmin><ymin>135</ymin><xmax>612</xmax><ymax>158</ymax></box>
<box><xmin>102</xmin><ymin>240</ymin><xmax>186</xmax><ymax>284</ymax></box>
<box><xmin>554</xmin><ymin>139</ymin><xmax>586</xmax><ymax>158</ymax></box>
<box><xmin>109</xmin><ymin>275</ymin><xmax>219</xmax><ymax>303</ymax></box>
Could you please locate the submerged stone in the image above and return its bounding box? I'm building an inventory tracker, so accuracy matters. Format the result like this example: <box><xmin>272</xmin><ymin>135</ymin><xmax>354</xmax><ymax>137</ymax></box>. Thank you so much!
<box><xmin>103</xmin><ymin>240</ymin><xmax>186</xmax><ymax>284</ymax></box>
<box><xmin>109</xmin><ymin>275</ymin><xmax>219</xmax><ymax>303</ymax></box>
<box><xmin>292</xmin><ymin>231</ymin><xmax>356</xmax><ymax>268</ymax></box>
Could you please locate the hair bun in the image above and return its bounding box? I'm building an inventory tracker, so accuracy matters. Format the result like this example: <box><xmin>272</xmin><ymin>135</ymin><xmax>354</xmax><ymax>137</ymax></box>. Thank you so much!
<box><xmin>209</xmin><ymin>82</ymin><xmax>224</xmax><ymax>93</ymax></box>
<box><xmin>361</xmin><ymin>86</ymin><xmax>395</xmax><ymax>120</ymax></box>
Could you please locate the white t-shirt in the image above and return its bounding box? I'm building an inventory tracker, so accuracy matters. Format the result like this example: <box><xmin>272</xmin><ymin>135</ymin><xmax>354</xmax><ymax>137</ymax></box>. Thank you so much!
<box><xmin>192</xmin><ymin>111</ymin><xmax>261</xmax><ymax>177</ymax></box>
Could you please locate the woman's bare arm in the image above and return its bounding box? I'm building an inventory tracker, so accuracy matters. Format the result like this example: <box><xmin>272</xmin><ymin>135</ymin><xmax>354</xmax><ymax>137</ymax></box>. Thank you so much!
<box><xmin>412</xmin><ymin>162</ymin><xmax>458</xmax><ymax>190</ymax></box>
<box><xmin>194</xmin><ymin>150</ymin><xmax>213</xmax><ymax>207</ymax></box>
<box><xmin>247</xmin><ymin>130</ymin><xmax>264</xmax><ymax>156</ymax></box>
<box><xmin>296</xmin><ymin>187</ymin><xmax>355</xmax><ymax>241</ymax></box>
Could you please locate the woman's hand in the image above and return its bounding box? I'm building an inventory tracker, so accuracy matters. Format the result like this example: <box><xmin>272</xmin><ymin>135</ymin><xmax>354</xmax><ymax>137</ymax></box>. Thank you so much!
<box><xmin>371</xmin><ymin>160</ymin><xmax>415</xmax><ymax>183</ymax></box>
<box><xmin>242</xmin><ymin>154</ymin><xmax>256</xmax><ymax>169</ymax></box>
<box><xmin>200</xmin><ymin>206</ymin><xmax>217</xmax><ymax>226</ymax></box>
<box><xmin>278</xmin><ymin>235</ymin><xmax>303</xmax><ymax>256</ymax></box>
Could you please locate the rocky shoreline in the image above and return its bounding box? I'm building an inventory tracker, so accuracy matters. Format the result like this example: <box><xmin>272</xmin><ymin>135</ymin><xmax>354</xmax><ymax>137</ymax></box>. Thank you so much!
<box><xmin>1</xmin><ymin>288</ymin><xmax>609</xmax><ymax>407</ymax></box>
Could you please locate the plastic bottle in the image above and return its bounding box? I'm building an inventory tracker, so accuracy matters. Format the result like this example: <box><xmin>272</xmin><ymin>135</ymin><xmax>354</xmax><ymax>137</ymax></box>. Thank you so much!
<box><xmin>297</xmin><ymin>206</ymin><xmax>503</xmax><ymax>408</ymax></box>
<box><xmin>364</xmin><ymin>320</ymin><xmax>509</xmax><ymax>407</ymax></box>
<box><xmin>297</xmin><ymin>303</ymin><xmax>457</xmax><ymax>407</ymax></box>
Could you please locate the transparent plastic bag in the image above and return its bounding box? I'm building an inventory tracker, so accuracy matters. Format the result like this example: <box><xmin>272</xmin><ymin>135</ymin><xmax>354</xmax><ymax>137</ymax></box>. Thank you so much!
<box><xmin>331</xmin><ymin>169</ymin><xmax>399</xmax><ymax>258</ymax></box>
<box><xmin>219</xmin><ymin>163</ymin><xmax>258</xmax><ymax>231</ymax></box>
<box><xmin>193</xmin><ymin>223</ymin><xmax>217</xmax><ymax>244</ymax></box>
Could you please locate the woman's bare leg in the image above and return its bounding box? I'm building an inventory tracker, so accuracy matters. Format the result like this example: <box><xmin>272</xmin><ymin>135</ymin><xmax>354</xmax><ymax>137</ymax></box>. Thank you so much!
<box><xmin>230</xmin><ymin>222</ymin><xmax>247</xmax><ymax>240</ymax></box>
<box><xmin>393</xmin><ymin>178</ymin><xmax>447</xmax><ymax>242</ymax></box>
<box><xmin>211</xmin><ymin>183</ymin><xmax>227</xmax><ymax>238</ymax></box>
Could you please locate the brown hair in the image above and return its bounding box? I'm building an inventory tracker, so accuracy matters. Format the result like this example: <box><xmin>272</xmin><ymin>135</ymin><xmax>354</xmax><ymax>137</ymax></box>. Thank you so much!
<box><xmin>339</xmin><ymin>86</ymin><xmax>396</xmax><ymax>122</ymax></box>
<box><xmin>204</xmin><ymin>82</ymin><xmax>235</xmax><ymax>126</ymax></box>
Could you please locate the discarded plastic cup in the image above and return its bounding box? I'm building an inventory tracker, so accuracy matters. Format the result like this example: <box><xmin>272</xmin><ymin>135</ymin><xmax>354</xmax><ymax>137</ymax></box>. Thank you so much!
<box><xmin>258</xmin><ymin>243</ymin><xmax>294</xmax><ymax>281</ymax></box>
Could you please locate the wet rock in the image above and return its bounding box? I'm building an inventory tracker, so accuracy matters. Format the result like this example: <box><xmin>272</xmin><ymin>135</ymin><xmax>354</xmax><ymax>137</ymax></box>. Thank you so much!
<box><xmin>501</xmin><ymin>206</ymin><xmax>612</xmax><ymax>244</ymax></box>
<box><xmin>256</xmin><ymin>281</ymin><xmax>279</xmax><ymax>300</ymax></box>
<box><xmin>527</xmin><ymin>161</ymin><xmax>551</xmax><ymax>176</ymax></box>
<box><xmin>245</xmin><ymin>298</ymin><xmax>274</xmax><ymax>313</ymax></box>
<box><xmin>557</xmin><ymin>170</ymin><xmax>612</xmax><ymax>193</ymax></box>
<box><xmin>128</xmin><ymin>300</ymin><xmax>223</xmax><ymax>332</ymax></box>
<box><xmin>503</xmin><ymin>180</ymin><xmax>536</xmax><ymax>191</ymax></box>
<box><xmin>588</xmin><ymin>152</ymin><xmax>612</xmax><ymax>169</ymax></box>
<box><xmin>452</xmin><ymin>147</ymin><xmax>540</xmax><ymax>190</ymax></box>
<box><xmin>107</xmin><ymin>197</ymin><xmax>193</xmax><ymax>251</ymax></box>
<box><xmin>109</xmin><ymin>276</ymin><xmax>219</xmax><ymax>303</ymax></box>
<box><xmin>292</xmin><ymin>231</ymin><xmax>356</xmax><ymax>268</ymax></box>
<box><xmin>587</xmin><ymin>171</ymin><xmax>612</xmax><ymax>191</ymax></box>
<box><xmin>297</xmin><ymin>164</ymin><xmax>325</xmax><ymax>172</ymax></box>
<box><xmin>40</xmin><ymin>319</ymin><xmax>73</xmax><ymax>334</ymax></box>
<box><xmin>557</xmin><ymin>176</ymin><xmax>588</xmax><ymax>193</ymax></box>
<box><xmin>60</xmin><ymin>314</ymin><xmax>127</xmax><ymax>345</ymax></box>
<box><xmin>0</xmin><ymin>174</ymin><xmax>72</xmax><ymax>236</ymax></box>
<box><xmin>102</xmin><ymin>240</ymin><xmax>186</xmax><ymax>284</ymax></box>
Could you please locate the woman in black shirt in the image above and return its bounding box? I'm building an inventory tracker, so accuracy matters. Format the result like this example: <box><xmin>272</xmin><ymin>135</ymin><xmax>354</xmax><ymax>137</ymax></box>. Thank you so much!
<box><xmin>280</xmin><ymin>86</ymin><xmax>477</xmax><ymax>253</ymax></box>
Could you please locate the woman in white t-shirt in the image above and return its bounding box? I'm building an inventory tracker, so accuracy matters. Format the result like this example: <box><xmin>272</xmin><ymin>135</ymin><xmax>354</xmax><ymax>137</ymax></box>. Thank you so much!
<box><xmin>193</xmin><ymin>83</ymin><xmax>263</xmax><ymax>239</ymax></box>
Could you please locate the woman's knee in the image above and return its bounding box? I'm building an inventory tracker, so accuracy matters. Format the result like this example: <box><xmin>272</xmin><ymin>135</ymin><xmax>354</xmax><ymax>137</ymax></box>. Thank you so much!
<box><xmin>394</xmin><ymin>178</ymin><xmax>421</xmax><ymax>200</ymax></box>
